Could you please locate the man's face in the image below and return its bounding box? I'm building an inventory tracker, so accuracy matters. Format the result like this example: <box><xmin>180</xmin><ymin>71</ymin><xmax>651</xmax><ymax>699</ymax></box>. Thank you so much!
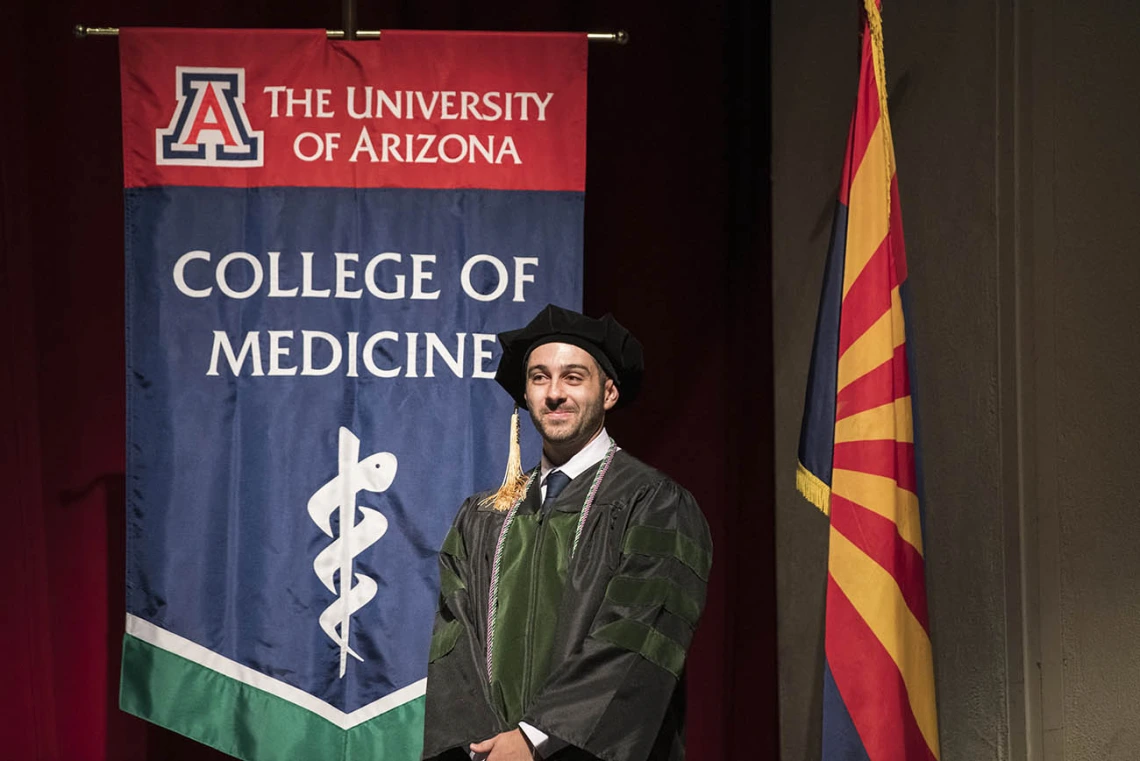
<box><xmin>524</xmin><ymin>342</ymin><xmax>619</xmax><ymax>457</ymax></box>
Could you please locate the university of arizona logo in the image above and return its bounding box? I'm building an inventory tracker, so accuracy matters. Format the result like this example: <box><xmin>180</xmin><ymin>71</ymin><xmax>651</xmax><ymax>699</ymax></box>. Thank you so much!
<box><xmin>156</xmin><ymin>67</ymin><xmax>264</xmax><ymax>166</ymax></box>
<box><xmin>308</xmin><ymin>427</ymin><xmax>398</xmax><ymax>677</ymax></box>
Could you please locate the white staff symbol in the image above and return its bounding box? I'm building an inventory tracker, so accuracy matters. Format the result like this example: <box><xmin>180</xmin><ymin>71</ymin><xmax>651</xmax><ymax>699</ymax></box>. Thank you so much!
<box><xmin>307</xmin><ymin>426</ymin><xmax>398</xmax><ymax>677</ymax></box>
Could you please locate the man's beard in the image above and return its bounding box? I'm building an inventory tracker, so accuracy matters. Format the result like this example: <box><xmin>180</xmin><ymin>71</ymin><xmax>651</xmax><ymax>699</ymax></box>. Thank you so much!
<box><xmin>529</xmin><ymin>395</ymin><xmax>606</xmax><ymax>449</ymax></box>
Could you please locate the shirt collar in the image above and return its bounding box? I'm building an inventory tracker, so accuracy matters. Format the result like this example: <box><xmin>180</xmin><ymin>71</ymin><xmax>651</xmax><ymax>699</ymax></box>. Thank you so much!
<box><xmin>540</xmin><ymin>428</ymin><xmax>613</xmax><ymax>485</ymax></box>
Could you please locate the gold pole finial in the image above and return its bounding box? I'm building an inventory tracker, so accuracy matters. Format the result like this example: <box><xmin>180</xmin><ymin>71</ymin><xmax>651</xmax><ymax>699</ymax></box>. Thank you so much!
<box><xmin>862</xmin><ymin>0</ymin><xmax>896</xmax><ymax>219</ymax></box>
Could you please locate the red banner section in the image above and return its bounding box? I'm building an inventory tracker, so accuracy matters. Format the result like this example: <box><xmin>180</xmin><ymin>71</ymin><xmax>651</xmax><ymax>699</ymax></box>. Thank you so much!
<box><xmin>120</xmin><ymin>29</ymin><xmax>587</xmax><ymax>191</ymax></box>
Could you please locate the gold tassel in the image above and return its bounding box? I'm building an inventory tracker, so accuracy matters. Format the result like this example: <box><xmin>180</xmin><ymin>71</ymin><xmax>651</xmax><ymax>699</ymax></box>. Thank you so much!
<box><xmin>481</xmin><ymin>407</ymin><xmax>529</xmax><ymax>512</ymax></box>
<box><xmin>796</xmin><ymin>461</ymin><xmax>832</xmax><ymax>516</ymax></box>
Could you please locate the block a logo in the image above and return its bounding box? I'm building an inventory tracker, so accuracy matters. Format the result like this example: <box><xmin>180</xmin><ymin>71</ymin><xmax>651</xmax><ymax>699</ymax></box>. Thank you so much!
<box><xmin>156</xmin><ymin>67</ymin><xmax>264</xmax><ymax>167</ymax></box>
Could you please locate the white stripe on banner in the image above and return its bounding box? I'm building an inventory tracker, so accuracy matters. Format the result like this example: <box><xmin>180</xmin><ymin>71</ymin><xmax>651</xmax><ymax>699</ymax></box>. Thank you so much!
<box><xmin>125</xmin><ymin>613</ymin><xmax>425</xmax><ymax>730</ymax></box>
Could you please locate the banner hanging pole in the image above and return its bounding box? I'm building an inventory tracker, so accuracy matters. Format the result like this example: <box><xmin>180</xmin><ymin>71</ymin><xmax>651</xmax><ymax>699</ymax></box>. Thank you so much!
<box><xmin>72</xmin><ymin>26</ymin><xmax>630</xmax><ymax>43</ymax></box>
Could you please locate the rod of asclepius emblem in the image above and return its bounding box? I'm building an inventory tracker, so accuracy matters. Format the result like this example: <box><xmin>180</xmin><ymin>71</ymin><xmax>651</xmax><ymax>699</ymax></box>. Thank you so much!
<box><xmin>308</xmin><ymin>426</ymin><xmax>398</xmax><ymax>677</ymax></box>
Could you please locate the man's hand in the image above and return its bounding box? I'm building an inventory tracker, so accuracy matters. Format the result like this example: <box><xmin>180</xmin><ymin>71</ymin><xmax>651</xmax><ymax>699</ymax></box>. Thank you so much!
<box><xmin>470</xmin><ymin>728</ymin><xmax>534</xmax><ymax>760</ymax></box>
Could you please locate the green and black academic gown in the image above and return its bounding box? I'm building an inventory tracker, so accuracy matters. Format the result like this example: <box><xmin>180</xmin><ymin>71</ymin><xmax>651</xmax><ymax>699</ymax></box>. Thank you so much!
<box><xmin>422</xmin><ymin>450</ymin><xmax>712</xmax><ymax>761</ymax></box>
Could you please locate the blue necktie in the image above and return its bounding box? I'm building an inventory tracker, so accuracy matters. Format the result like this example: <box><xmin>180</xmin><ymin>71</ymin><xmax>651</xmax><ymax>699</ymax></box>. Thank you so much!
<box><xmin>542</xmin><ymin>470</ymin><xmax>572</xmax><ymax>512</ymax></box>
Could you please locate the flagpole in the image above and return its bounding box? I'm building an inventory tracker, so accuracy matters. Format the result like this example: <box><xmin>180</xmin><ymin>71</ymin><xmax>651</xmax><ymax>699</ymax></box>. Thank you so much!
<box><xmin>72</xmin><ymin>25</ymin><xmax>630</xmax><ymax>43</ymax></box>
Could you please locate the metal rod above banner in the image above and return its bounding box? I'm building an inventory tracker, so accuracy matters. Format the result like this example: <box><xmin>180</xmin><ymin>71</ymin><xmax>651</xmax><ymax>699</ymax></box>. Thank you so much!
<box><xmin>72</xmin><ymin>26</ymin><xmax>630</xmax><ymax>44</ymax></box>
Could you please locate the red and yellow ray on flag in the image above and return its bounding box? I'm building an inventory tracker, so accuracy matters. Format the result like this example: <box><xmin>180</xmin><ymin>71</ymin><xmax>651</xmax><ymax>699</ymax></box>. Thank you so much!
<box><xmin>796</xmin><ymin>2</ymin><xmax>941</xmax><ymax>759</ymax></box>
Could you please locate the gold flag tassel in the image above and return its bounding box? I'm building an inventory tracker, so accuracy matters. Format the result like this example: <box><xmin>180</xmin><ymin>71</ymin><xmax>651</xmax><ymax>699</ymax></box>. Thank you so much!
<box><xmin>481</xmin><ymin>407</ymin><xmax>529</xmax><ymax>511</ymax></box>
<box><xmin>796</xmin><ymin>460</ymin><xmax>832</xmax><ymax>516</ymax></box>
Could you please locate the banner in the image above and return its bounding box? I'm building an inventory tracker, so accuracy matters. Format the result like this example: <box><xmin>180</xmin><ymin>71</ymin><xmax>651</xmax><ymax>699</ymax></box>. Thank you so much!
<box><xmin>795</xmin><ymin>2</ymin><xmax>941</xmax><ymax>760</ymax></box>
<box><xmin>118</xmin><ymin>28</ymin><xmax>586</xmax><ymax>761</ymax></box>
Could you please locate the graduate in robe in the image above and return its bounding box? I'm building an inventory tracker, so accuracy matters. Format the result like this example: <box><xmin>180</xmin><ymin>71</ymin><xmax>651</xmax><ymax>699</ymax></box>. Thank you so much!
<box><xmin>422</xmin><ymin>305</ymin><xmax>712</xmax><ymax>761</ymax></box>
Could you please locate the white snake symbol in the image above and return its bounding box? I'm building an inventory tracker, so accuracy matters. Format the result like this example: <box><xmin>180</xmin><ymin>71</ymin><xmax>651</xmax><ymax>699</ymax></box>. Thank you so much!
<box><xmin>307</xmin><ymin>427</ymin><xmax>398</xmax><ymax>677</ymax></box>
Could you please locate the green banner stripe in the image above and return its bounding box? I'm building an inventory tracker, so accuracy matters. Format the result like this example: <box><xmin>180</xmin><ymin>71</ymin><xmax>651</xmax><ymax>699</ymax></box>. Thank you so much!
<box><xmin>120</xmin><ymin>634</ymin><xmax>424</xmax><ymax>761</ymax></box>
<box><xmin>429</xmin><ymin>620</ymin><xmax>462</xmax><ymax>663</ymax></box>
<box><xmin>622</xmin><ymin>525</ymin><xmax>712</xmax><ymax>580</ymax></box>
<box><xmin>441</xmin><ymin>527</ymin><xmax>467</xmax><ymax>560</ymax></box>
<box><xmin>605</xmin><ymin>575</ymin><xmax>701</xmax><ymax>626</ymax></box>
<box><xmin>591</xmin><ymin>619</ymin><xmax>686</xmax><ymax>678</ymax></box>
<box><xmin>439</xmin><ymin>565</ymin><xmax>466</xmax><ymax>598</ymax></box>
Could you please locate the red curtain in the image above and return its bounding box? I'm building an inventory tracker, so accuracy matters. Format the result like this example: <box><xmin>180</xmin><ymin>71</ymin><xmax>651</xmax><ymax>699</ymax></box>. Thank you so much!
<box><xmin>1</xmin><ymin>1</ymin><xmax>774</xmax><ymax>759</ymax></box>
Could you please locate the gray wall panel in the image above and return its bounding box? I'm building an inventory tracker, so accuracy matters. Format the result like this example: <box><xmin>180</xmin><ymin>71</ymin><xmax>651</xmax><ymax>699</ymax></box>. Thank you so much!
<box><xmin>1050</xmin><ymin>3</ymin><xmax>1140</xmax><ymax>760</ymax></box>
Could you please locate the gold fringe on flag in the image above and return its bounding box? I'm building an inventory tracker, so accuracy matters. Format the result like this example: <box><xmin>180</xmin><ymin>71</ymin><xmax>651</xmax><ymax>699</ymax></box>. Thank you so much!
<box><xmin>796</xmin><ymin>461</ymin><xmax>832</xmax><ymax>516</ymax></box>
<box><xmin>481</xmin><ymin>407</ymin><xmax>529</xmax><ymax>512</ymax></box>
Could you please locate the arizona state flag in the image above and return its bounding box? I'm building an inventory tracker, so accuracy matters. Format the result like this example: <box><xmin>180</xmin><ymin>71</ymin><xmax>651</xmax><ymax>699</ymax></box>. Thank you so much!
<box><xmin>796</xmin><ymin>2</ymin><xmax>941</xmax><ymax>760</ymax></box>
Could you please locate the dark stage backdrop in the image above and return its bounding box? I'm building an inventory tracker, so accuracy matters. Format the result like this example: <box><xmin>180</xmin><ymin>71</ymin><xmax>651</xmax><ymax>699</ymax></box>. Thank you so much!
<box><xmin>0</xmin><ymin>1</ymin><xmax>773</xmax><ymax>760</ymax></box>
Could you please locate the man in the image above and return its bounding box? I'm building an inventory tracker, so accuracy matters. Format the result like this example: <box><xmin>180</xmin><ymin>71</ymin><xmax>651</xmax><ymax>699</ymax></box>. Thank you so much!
<box><xmin>422</xmin><ymin>304</ymin><xmax>712</xmax><ymax>761</ymax></box>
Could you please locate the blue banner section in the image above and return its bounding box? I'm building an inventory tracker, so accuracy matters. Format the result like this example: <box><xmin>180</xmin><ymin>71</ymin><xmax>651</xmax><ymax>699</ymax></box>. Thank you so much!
<box><xmin>126</xmin><ymin>186</ymin><xmax>582</xmax><ymax>713</ymax></box>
